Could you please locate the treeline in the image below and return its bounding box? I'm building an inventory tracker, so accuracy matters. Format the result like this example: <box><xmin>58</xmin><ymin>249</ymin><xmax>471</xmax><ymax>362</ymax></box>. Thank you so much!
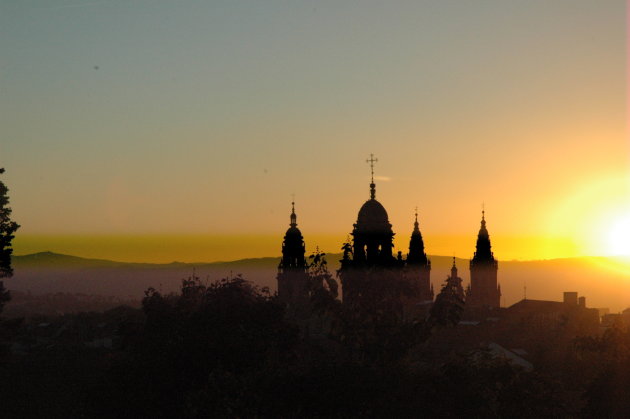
<box><xmin>0</xmin><ymin>261</ymin><xmax>629</xmax><ymax>417</ymax></box>
<box><xmin>3</xmin><ymin>291</ymin><xmax>140</xmax><ymax>318</ymax></box>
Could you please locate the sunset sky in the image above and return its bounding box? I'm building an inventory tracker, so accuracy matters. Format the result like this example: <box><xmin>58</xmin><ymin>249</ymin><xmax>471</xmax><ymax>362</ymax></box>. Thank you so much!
<box><xmin>1</xmin><ymin>1</ymin><xmax>627</xmax><ymax>262</ymax></box>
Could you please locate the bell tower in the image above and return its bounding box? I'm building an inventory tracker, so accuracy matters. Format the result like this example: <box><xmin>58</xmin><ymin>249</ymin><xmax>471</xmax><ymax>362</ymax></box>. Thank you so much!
<box><xmin>406</xmin><ymin>208</ymin><xmax>432</xmax><ymax>301</ymax></box>
<box><xmin>467</xmin><ymin>209</ymin><xmax>500</xmax><ymax>308</ymax></box>
<box><xmin>277</xmin><ymin>201</ymin><xmax>309</xmax><ymax>307</ymax></box>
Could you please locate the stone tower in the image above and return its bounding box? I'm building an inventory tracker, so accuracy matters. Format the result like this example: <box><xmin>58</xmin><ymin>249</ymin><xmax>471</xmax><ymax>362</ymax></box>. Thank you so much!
<box><xmin>449</xmin><ymin>257</ymin><xmax>465</xmax><ymax>301</ymax></box>
<box><xmin>277</xmin><ymin>202</ymin><xmax>309</xmax><ymax>307</ymax></box>
<box><xmin>406</xmin><ymin>209</ymin><xmax>433</xmax><ymax>301</ymax></box>
<box><xmin>466</xmin><ymin>210</ymin><xmax>501</xmax><ymax>308</ymax></box>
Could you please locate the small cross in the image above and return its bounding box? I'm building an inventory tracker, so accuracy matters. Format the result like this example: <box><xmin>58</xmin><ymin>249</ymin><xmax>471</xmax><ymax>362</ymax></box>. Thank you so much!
<box><xmin>366</xmin><ymin>154</ymin><xmax>378</xmax><ymax>182</ymax></box>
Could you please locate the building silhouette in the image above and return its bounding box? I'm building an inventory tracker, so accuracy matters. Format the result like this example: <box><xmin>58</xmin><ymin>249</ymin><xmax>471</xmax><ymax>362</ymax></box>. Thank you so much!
<box><xmin>276</xmin><ymin>201</ymin><xmax>309</xmax><ymax>310</ymax></box>
<box><xmin>448</xmin><ymin>256</ymin><xmax>465</xmax><ymax>301</ymax></box>
<box><xmin>466</xmin><ymin>210</ymin><xmax>501</xmax><ymax>309</ymax></box>
<box><xmin>338</xmin><ymin>155</ymin><xmax>432</xmax><ymax>313</ymax></box>
<box><xmin>406</xmin><ymin>209</ymin><xmax>433</xmax><ymax>301</ymax></box>
<box><xmin>276</xmin><ymin>155</ymin><xmax>503</xmax><ymax>315</ymax></box>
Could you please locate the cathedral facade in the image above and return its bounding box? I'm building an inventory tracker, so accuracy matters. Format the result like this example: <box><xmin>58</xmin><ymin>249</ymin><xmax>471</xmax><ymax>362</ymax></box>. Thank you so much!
<box><xmin>338</xmin><ymin>173</ymin><xmax>433</xmax><ymax>315</ymax></box>
<box><xmin>277</xmin><ymin>156</ymin><xmax>501</xmax><ymax>313</ymax></box>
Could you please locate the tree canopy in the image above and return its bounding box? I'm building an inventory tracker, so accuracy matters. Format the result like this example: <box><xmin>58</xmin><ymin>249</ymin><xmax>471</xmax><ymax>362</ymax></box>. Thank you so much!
<box><xmin>0</xmin><ymin>168</ymin><xmax>19</xmax><ymax>279</ymax></box>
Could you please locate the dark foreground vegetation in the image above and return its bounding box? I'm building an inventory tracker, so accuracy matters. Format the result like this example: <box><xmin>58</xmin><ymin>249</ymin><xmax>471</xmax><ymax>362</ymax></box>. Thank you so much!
<box><xmin>0</xmin><ymin>266</ymin><xmax>629</xmax><ymax>418</ymax></box>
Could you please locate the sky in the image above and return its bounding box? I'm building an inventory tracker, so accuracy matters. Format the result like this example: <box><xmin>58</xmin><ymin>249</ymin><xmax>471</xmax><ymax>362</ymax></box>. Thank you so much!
<box><xmin>1</xmin><ymin>0</ymin><xmax>627</xmax><ymax>262</ymax></box>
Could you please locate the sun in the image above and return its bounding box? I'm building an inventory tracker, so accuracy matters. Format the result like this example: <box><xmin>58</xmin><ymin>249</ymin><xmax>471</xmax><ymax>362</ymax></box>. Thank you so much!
<box><xmin>545</xmin><ymin>172</ymin><xmax>630</xmax><ymax>259</ymax></box>
<box><xmin>605</xmin><ymin>215</ymin><xmax>630</xmax><ymax>256</ymax></box>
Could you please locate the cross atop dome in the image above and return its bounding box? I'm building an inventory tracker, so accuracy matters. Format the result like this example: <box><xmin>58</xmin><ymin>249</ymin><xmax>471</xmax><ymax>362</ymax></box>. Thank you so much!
<box><xmin>366</xmin><ymin>153</ymin><xmax>378</xmax><ymax>182</ymax></box>
<box><xmin>366</xmin><ymin>154</ymin><xmax>378</xmax><ymax>199</ymax></box>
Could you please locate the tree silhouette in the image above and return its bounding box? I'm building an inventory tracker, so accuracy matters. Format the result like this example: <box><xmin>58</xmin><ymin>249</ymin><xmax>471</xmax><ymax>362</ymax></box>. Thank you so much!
<box><xmin>307</xmin><ymin>250</ymin><xmax>339</xmax><ymax>311</ymax></box>
<box><xmin>0</xmin><ymin>168</ymin><xmax>18</xmax><ymax>315</ymax></box>
<box><xmin>575</xmin><ymin>322</ymin><xmax>630</xmax><ymax>416</ymax></box>
<box><xmin>96</xmin><ymin>275</ymin><xmax>299</xmax><ymax>418</ymax></box>
<box><xmin>0</xmin><ymin>168</ymin><xmax>19</xmax><ymax>279</ymax></box>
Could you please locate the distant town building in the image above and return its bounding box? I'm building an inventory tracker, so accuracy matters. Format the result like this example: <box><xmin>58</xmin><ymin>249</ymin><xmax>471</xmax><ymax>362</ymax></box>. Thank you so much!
<box><xmin>506</xmin><ymin>292</ymin><xmax>599</xmax><ymax>334</ymax></box>
<box><xmin>448</xmin><ymin>257</ymin><xmax>465</xmax><ymax>301</ymax></box>
<box><xmin>564</xmin><ymin>292</ymin><xmax>578</xmax><ymax>306</ymax></box>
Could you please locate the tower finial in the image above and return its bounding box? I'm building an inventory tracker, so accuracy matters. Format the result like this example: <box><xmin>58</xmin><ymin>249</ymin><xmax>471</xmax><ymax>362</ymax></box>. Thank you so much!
<box><xmin>451</xmin><ymin>254</ymin><xmax>458</xmax><ymax>277</ymax></box>
<box><xmin>413</xmin><ymin>206</ymin><xmax>419</xmax><ymax>231</ymax></box>
<box><xmin>290</xmin><ymin>198</ymin><xmax>297</xmax><ymax>227</ymax></box>
<box><xmin>366</xmin><ymin>154</ymin><xmax>378</xmax><ymax>199</ymax></box>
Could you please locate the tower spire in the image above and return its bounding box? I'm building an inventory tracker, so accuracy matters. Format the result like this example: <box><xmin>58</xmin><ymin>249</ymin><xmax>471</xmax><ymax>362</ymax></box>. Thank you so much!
<box><xmin>451</xmin><ymin>255</ymin><xmax>458</xmax><ymax>278</ymax></box>
<box><xmin>413</xmin><ymin>206</ymin><xmax>420</xmax><ymax>232</ymax></box>
<box><xmin>366</xmin><ymin>154</ymin><xmax>378</xmax><ymax>199</ymax></box>
<box><xmin>290</xmin><ymin>198</ymin><xmax>297</xmax><ymax>228</ymax></box>
<box><xmin>473</xmin><ymin>207</ymin><xmax>493</xmax><ymax>261</ymax></box>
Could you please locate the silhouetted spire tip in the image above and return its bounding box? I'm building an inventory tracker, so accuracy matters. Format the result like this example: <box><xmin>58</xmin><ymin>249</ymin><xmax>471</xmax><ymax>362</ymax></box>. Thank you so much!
<box><xmin>480</xmin><ymin>207</ymin><xmax>487</xmax><ymax>230</ymax></box>
<box><xmin>289</xmin><ymin>200</ymin><xmax>297</xmax><ymax>227</ymax></box>
<box><xmin>412</xmin><ymin>207</ymin><xmax>420</xmax><ymax>232</ymax></box>
<box><xmin>366</xmin><ymin>154</ymin><xmax>378</xmax><ymax>199</ymax></box>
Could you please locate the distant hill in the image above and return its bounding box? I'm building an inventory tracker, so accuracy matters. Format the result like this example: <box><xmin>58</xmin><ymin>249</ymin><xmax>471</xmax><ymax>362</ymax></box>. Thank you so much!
<box><xmin>6</xmin><ymin>252</ymin><xmax>630</xmax><ymax>312</ymax></box>
<box><xmin>9</xmin><ymin>251</ymin><xmax>284</xmax><ymax>299</ymax></box>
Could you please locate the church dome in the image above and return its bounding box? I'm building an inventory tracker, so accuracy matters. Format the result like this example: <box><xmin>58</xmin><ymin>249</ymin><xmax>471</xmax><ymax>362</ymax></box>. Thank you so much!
<box><xmin>284</xmin><ymin>225</ymin><xmax>303</xmax><ymax>237</ymax></box>
<box><xmin>355</xmin><ymin>198</ymin><xmax>391</xmax><ymax>232</ymax></box>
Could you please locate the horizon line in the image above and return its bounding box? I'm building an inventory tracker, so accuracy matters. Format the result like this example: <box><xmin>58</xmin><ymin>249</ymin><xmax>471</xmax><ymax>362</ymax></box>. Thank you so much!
<box><xmin>13</xmin><ymin>250</ymin><xmax>624</xmax><ymax>266</ymax></box>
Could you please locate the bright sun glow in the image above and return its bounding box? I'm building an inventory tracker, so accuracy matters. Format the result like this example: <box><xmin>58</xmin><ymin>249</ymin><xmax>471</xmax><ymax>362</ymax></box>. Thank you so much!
<box><xmin>606</xmin><ymin>215</ymin><xmax>630</xmax><ymax>256</ymax></box>
<box><xmin>546</xmin><ymin>172</ymin><xmax>630</xmax><ymax>260</ymax></box>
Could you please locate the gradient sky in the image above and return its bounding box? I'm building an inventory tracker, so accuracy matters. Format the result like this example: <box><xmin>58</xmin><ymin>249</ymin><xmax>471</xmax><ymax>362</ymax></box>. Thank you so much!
<box><xmin>1</xmin><ymin>1</ymin><xmax>627</xmax><ymax>262</ymax></box>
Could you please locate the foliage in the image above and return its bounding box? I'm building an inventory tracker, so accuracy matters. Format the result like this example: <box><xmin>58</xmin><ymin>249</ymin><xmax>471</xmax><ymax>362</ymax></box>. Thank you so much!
<box><xmin>575</xmin><ymin>323</ymin><xmax>630</xmax><ymax>417</ymax></box>
<box><xmin>307</xmin><ymin>250</ymin><xmax>339</xmax><ymax>313</ymax></box>
<box><xmin>339</xmin><ymin>238</ymin><xmax>353</xmax><ymax>270</ymax></box>
<box><xmin>94</xmin><ymin>274</ymin><xmax>299</xmax><ymax>418</ymax></box>
<box><xmin>0</xmin><ymin>282</ymin><xmax>10</xmax><ymax>316</ymax></box>
<box><xmin>0</xmin><ymin>168</ymin><xmax>19</xmax><ymax>279</ymax></box>
<box><xmin>318</xmin><ymin>262</ymin><xmax>430</xmax><ymax>365</ymax></box>
<box><xmin>426</xmin><ymin>351</ymin><xmax>570</xmax><ymax>418</ymax></box>
<box><xmin>0</xmin><ymin>269</ymin><xmax>611</xmax><ymax>418</ymax></box>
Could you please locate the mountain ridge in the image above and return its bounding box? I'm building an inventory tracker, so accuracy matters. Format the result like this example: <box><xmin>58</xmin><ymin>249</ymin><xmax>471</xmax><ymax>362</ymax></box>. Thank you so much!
<box><xmin>7</xmin><ymin>252</ymin><xmax>630</xmax><ymax>312</ymax></box>
<box><xmin>13</xmin><ymin>251</ymin><xmax>615</xmax><ymax>267</ymax></box>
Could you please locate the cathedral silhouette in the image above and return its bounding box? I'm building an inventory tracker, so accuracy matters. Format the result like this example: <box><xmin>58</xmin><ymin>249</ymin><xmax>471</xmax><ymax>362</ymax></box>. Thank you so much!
<box><xmin>277</xmin><ymin>155</ymin><xmax>501</xmax><ymax>316</ymax></box>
